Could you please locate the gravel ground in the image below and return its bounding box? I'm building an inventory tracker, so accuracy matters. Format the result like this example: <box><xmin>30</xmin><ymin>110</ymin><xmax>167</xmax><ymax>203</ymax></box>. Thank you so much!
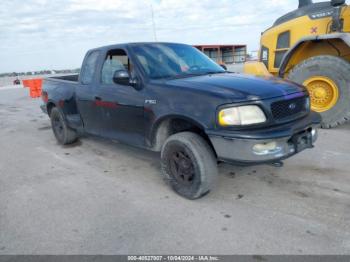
<box><xmin>0</xmin><ymin>87</ymin><xmax>350</xmax><ymax>255</ymax></box>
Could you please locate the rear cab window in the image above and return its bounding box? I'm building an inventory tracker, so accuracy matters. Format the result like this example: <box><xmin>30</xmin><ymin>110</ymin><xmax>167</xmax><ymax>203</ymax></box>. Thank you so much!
<box><xmin>80</xmin><ymin>51</ymin><xmax>100</xmax><ymax>85</ymax></box>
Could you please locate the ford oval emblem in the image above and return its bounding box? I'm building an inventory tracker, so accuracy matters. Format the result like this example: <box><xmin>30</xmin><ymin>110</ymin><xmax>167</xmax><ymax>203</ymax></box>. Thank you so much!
<box><xmin>289</xmin><ymin>103</ymin><xmax>296</xmax><ymax>110</ymax></box>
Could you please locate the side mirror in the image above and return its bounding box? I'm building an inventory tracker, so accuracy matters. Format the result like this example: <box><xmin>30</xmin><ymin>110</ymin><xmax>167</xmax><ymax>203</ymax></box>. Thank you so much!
<box><xmin>113</xmin><ymin>70</ymin><xmax>131</xmax><ymax>86</ymax></box>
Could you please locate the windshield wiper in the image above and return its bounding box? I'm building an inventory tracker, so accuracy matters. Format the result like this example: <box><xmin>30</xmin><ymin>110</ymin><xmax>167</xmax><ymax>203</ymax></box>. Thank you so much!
<box><xmin>204</xmin><ymin>71</ymin><xmax>227</xmax><ymax>75</ymax></box>
<box><xmin>165</xmin><ymin>73</ymin><xmax>205</xmax><ymax>80</ymax></box>
<box><xmin>158</xmin><ymin>71</ymin><xmax>226</xmax><ymax>80</ymax></box>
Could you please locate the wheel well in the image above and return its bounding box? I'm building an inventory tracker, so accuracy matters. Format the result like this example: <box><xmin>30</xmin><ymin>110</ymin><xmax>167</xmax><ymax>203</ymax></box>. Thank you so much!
<box><xmin>283</xmin><ymin>38</ymin><xmax>350</xmax><ymax>76</ymax></box>
<box><xmin>151</xmin><ymin>118</ymin><xmax>216</xmax><ymax>156</ymax></box>
<box><xmin>46</xmin><ymin>102</ymin><xmax>56</xmax><ymax>116</ymax></box>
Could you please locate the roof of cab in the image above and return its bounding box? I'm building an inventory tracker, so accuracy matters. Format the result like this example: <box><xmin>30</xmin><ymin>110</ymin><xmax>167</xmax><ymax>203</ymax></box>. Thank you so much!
<box><xmin>88</xmin><ymin>42</ymin><xmax>189</xmax><ymax>52</ymax></box>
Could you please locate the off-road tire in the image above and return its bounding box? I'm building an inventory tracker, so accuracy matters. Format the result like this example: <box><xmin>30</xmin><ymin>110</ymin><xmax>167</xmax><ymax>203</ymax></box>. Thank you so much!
<box><xmin>161</xmin><ymin>132</ymin><xmax>218</xmax><ymax>200</ymax></box>
<box><xmin>288</xmin><ymin>55</ymin><xmax>350</xmax><ymax>128</ymax></box>
<box><xmin>50</xmin><ymin>107</ymin><xmax>78</xmax><ymax>145</ymax></box>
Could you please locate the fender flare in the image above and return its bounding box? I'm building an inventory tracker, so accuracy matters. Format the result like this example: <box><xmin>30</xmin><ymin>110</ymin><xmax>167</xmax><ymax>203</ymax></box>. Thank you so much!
<box><xmin>148</xmin><ymin>114</ymin><xmax>207</xmax><ymax>151</ymax></box>
<box><xmin>279</xmin><ymin>33</ymin><xmax>350</xmax><ymax>77</ymax></box>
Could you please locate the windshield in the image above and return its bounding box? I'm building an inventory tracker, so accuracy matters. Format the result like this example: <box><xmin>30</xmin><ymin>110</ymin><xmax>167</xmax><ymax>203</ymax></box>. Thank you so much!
<box><xmin>131</xmin><ymin>43</ymin><xmax>226</xmax><ymax>79</ymax></box>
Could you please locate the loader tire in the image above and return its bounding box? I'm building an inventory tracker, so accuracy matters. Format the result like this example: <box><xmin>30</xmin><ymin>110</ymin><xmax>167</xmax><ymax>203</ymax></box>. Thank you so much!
<box><xmin>288</xmin><ymin>55</ymin><xmax>350</xmax><ymax>128</ymax></box>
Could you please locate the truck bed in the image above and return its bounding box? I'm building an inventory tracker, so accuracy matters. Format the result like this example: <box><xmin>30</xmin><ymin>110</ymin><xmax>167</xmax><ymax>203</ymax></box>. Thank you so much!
<box><xmin>47</xmin><ymin>74</ymin><xmax>79</xmax><ymax>82</ymax></box>
<box><xmin>42</xmin><ymin>74</ymin><xmax>79</xmax><ymax>108</ymax></box>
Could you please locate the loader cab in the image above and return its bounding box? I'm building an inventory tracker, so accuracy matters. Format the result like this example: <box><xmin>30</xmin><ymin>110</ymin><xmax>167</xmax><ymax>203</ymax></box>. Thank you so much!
<box><xmin>251</xmin><ymin>0</ymin><xmax>350</xmax><ymax>128</ymax></box>
<box><xmin>272</xmin><ymin>0</ymin><xmax>348</xmax><ymax>28</ymax></box>
<box><xmin>259</xmin><ymin>0</ymin><xmax>349</xmax><ymax>75</ymax></box>
<box><xmin>274</xmin><ymin>2</ymin><xmax>333</xmax><ymax>27</ymax></box>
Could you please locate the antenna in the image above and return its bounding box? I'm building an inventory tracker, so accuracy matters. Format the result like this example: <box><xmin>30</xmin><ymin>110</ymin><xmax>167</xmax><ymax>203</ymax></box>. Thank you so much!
<box><xmin>150</xmin><ymin>3</ymin><xmax>158</xmax><ymax>41</ymax></box>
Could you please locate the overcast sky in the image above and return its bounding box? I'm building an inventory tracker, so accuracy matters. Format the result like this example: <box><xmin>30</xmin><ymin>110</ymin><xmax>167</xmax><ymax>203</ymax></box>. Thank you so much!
<box><xmin>0</xmin><ymin>0</ymin><xmax>344</xmax><ymax>73</ymax></box>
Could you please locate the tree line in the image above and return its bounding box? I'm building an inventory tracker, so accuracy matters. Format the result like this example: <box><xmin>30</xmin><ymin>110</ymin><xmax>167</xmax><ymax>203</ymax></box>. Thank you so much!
<box><xmin>0</xmin><ymin>68</ymin><xmax>80</xmax><ymax>78</ymax></box>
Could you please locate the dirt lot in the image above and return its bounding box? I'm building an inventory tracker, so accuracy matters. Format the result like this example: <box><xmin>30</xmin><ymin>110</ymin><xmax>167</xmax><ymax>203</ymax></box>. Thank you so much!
<box><xmin>0</xmin><ymin>87</ymin><xmax>350</xmax><ymax>255</ymax></box>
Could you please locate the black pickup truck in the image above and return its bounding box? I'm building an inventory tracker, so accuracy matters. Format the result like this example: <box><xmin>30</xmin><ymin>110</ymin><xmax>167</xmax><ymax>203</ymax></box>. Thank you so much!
<box><xmin>41</xmin><ymin>42</ymin><xmax>320</xmax><ymax>199</ymax></box>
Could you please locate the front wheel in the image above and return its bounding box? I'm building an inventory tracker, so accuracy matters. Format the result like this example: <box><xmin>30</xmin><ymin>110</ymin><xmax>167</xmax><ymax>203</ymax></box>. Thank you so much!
<box><xmin>288</xmin><ymin>55</ymin><xmax>350</xmax><ymax>128</ymax></box>
<box><xmin>161</xmin><ymin>132</ymin><xmax>218</xmax><ymax>200</ymax></box>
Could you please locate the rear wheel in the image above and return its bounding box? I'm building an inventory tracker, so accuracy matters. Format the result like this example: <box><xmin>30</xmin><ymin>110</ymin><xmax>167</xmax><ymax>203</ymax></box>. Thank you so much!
<box><xmin>50</xmin><ymin>107</ymin><xmax>78</xmax><ymax>145</ymax></box>
<box><xmin>161</xmin><ymin>132</ymin><xmax>218</xmax><ymax>200</ymax></box>
<box><xmin>288</xmin><ymin>55</ymin><xmax>350</xmax><ymax>128</ymax></box>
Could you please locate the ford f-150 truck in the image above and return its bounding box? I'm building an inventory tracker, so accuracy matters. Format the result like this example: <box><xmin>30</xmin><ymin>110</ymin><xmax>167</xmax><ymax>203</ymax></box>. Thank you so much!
<box><xmin>41</xmin><ymin>42</ymin><xmax>321</xmax><ymax>199</ymax></box>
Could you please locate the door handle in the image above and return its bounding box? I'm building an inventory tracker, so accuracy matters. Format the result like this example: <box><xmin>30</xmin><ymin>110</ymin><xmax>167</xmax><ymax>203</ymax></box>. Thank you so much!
<box><xmin>95</xmin><ymin>96</ymin><xmax>102</xmax><ymax>101</ymax></box>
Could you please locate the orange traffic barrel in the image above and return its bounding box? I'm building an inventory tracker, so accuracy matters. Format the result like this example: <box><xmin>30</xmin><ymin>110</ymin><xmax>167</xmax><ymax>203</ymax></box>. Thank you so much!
<box><xmin>22</xmin><ymin>80</ymin><xmax>30</xmax><ymax>88</ymax></box>
<box><xmin>22</xmin><ymin>78</ymin><xmax>43</xmax><ymax>98</ymax></box>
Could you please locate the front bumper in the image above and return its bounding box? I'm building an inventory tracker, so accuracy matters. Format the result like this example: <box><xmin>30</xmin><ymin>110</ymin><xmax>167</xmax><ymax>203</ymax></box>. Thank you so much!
<box><xmin>207</xmin><ymin>112</ymin><xmax>321</xmax><ymax>165</ymax></box>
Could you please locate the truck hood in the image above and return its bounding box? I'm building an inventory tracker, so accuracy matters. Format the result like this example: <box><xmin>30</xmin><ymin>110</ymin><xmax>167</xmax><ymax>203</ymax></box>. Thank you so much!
<box><xmin>166</xmin><ymin>73</ymin><xmax>306</xmax><ymax>102</ymax></box>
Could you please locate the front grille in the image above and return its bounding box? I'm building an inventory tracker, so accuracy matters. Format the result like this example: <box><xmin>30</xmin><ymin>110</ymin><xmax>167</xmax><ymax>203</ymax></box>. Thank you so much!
<box><xmin>271</xmin><ymin>96</ymin><xmax>308</xmax><ymax>120</ymax></box>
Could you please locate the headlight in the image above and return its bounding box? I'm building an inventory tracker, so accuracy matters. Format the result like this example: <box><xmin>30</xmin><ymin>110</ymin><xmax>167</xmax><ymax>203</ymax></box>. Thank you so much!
<box><xmin>218</xmin><ymin>105</ymin><xmax>267</xmax><ymax>126</ymax></box>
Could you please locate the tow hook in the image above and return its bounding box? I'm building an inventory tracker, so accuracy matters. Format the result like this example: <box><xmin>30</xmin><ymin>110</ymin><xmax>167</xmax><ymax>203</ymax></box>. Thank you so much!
<box><xmin>269</xmin><ymin>161</ymin><xmax>284</xmax><ymax>168</ymax></box>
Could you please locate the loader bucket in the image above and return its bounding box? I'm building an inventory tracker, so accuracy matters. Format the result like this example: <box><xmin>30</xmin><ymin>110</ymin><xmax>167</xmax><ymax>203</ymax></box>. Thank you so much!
<box><xmin>244</xmin><ymin>62</ymin><xmax>272</xmax><ymax>77</ymax></box>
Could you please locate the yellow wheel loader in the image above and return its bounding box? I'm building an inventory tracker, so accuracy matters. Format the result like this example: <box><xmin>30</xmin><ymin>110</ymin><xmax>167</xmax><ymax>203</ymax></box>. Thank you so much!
<box><xmin>245</xmin><ymin>0</ymin><xmax>350</xmax><ymax>128</ymax></box>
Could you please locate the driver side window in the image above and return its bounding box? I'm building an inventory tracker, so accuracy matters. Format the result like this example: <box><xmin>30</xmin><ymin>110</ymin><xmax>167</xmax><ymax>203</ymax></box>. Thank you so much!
<box><xmin>101</xmin><ymin>49</ymin><xmax>132</xmax><ymax>84</ymax></box>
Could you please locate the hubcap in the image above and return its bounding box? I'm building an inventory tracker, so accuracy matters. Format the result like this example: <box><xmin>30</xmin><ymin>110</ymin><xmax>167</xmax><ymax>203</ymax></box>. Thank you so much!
<box><xmin>303</xmin><ymin>76</ymin><xmax>339</xmax><ymax>113</ymax></box>
<box><xmin>169</xmin><ymin>150</ymin><xmax>195</xmax><ymax>186</ymax></box>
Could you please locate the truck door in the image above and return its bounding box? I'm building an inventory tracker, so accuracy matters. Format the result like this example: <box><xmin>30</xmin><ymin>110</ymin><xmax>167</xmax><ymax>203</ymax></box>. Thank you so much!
<box><xmin>75</xmin><ymin>50</ymin><xmax>103</xmax><ymax>136</ymax></box>
<box><xmin>96</xmin><ymin>48</ymin><xmax>145</xmax><ymax>147</ymax></box>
